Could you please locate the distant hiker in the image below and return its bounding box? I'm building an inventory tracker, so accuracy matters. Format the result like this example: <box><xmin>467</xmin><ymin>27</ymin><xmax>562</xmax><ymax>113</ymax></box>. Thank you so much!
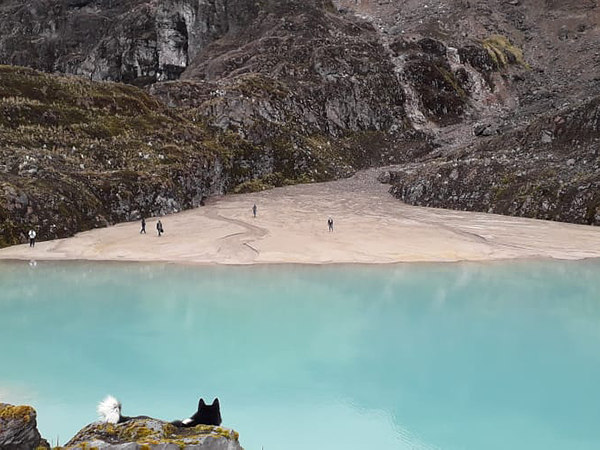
<box><xmin>328</xmin><ymin>217</ymin><xmax>334</xmax><ymax>232</ymax></box>
<box><xmin>252</xmin><ymin>204</ymin><xmax>257</xmax><ymax>218</ymax></box>
<box><xmin>157</xmin><ymin>220</ymin><xmax>164</xmax><ymax>237</ymax></box>
<box><xmin>28</xmin><ymin>229</ymin><xmax>37</xmax><ymax>247</ymax></box>
<box><xmin>140</xmin><ymin>217</ymin><xmax>146</xmax><ymax>234</ymax></box>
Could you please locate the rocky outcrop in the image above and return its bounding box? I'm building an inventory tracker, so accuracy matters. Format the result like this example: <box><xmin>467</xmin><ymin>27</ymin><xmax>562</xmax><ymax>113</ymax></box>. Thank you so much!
<box><xmin>178</xmin><ymin>0</ymin><xmax>406</xmax><ymax>133</ymax></box>
<box><xmin>148</xmin><ymin>0</ymin><xmax>432</xmax><ymax>173</ymax></box>
<box><xmin>64</xmin><ymin>418</ymin><xmax>242</xmax><ymax>450</ymax></box>
<box><xmin>385</xmin><ymin>96</ymin><xmax>600</xmax><ymax>225</ymax></box>
<box><xmin>0</xmin><ymin>403</ymin><xmax>50</xmax><ymax>450</ymax></box>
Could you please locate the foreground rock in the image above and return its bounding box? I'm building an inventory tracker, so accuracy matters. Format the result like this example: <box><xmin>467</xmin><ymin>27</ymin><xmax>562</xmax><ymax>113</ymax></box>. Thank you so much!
<box><xmin>0</xmin><ymin>403</ymin><xmax>50</xmax><ymax>450</ymax></box>
<box><xmin>65</xmin><ymin>418</ymin><xmax>242</xmax><ymax>450</ymax></box>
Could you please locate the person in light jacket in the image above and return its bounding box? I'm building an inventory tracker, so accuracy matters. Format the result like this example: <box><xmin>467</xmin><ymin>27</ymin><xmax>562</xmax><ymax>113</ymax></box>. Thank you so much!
<box><xmin>28</xmin><ymin>229</ymin><xmax>37</xmax><ymax>247</ymax></box>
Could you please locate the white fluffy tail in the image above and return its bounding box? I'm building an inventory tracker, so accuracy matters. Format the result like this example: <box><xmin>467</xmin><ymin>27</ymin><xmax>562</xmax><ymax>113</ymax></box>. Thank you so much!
<box><xmin>97</xmin><ymin>395</ymin><xmax>122</xmax><ymax>424</ymax></box>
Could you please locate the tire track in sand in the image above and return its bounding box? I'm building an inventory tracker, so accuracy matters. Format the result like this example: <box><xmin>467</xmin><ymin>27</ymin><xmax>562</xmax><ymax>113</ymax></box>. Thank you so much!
<box><xmin>205</xmin><ymin>208</ymin><xmax>270</xmax><ymax>262</ymax></box>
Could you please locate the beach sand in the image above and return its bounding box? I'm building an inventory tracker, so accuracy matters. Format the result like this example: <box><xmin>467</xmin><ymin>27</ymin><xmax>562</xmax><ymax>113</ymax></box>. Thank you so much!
<box><xmin>2</xmin><ymin>168</ymin><xmax>600</xmax><ymax>264</ymax></box>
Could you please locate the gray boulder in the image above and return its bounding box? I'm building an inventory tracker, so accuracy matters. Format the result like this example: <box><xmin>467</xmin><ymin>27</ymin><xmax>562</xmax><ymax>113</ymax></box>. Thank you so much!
<box><xmin>64</xmin><ymin>418</ymin><xmax>242</xmax><ymax>450</ymax></box>
<box><xmin>0</xmin><ymin>403</ymin><xmax>50</xmax><ymax>450</ymax></box>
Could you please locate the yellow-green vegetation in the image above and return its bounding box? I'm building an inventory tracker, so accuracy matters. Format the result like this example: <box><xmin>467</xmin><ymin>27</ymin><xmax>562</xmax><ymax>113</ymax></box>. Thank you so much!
<box><xmin>233</xmin><ymin>171</ymin><xmax>298</xmax><ymax>193</ymax></box>
<box><xmin>482</xmin><ymin>35</ymin><xmax>528</xmax><ymax>68</ymax></box>
<box><xmin>233</xmin><ymin>178</ymin><xmax>273</xmax><ymax>193</ymax></box>
<box><xmin>0</xmin><ymin>65</ymin><xmax>218</xmax><ymax>163</ymax></box>
<box><xmin>121</xmin><ymin>422</ymin><xmax>154</xmax><ymax>441</ymax></box>
<box><xmin>491</xmin><ymin>172</ymin><xmax>516</xmax><ymax>201</ymax></box>
<box><xmin>74</xmin><ymin>444</ymin><xmax>100</xmax><ymax>450</ymax></box>
<box><xmin>70</xmin><ymin>420</ymin><xmax>239</xmax><ymax>448</ymax></box>
<box><xmin>0</xmin><ymin>404</ymin><xmax>34</xmax><ymax>423</ymax></box>
<box><xmin>436</xmin><ymin>66</ymin><xmax>468</xmax><ymax>99</ymax></box>
<box><xmin>215</xmin><ymin>427</ymin><xmax>236</xmax><ymax>439</ymax></box>
<box><xmin>234</xmin><ymin>73</ymin><xmax>290</xmax><ymax>99</ymax></box>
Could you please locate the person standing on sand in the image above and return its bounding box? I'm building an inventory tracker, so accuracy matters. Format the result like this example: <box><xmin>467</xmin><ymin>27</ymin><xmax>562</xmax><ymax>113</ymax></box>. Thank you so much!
<box><xmin>157</xmin><ymin>220</ymin><xmax>164</xmax><ymax>237</ymax></box>
<box><xmin>140</xmin><ymin>217</ymin><xmax>146</xmax><ymax>234</ymax></box>
<box><xmin>252</xmin><ymin>204</ymin><xmax>257</xmax><ymax>218</ymax></box>
<box><xmin>28</xmin><ymin>229</ymin><xmax>37</xmax><ymax>247</ymax></box>
<box><xmin>328</xmin><ymin>217</ymin><xmax>334</xmax><ymax>232</ymax></box>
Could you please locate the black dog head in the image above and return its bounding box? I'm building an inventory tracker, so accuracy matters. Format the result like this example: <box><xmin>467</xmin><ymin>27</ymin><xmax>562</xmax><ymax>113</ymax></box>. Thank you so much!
<box><xmin>194</xmin><ymin>398</ymin><xmax>222</xmax><ymax>426</ymax></box>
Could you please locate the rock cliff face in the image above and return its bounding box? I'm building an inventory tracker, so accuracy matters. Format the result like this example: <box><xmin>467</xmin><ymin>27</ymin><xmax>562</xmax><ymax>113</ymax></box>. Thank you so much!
<box><xmin>1</xmin><ymin>0</ymin><xmax>599</xmax><ymax>246</ymax></box>
<box><xmin>385</xmin><ymin>96</ymin><xmax>600</xmax><ymax>225</ymax></box>
<box><xmin>0</xmin><ymin>403</ymin><xmax>50</xmax><ymax>450</ymax></box>
<box><xmin>0</xmin><ymin>0</ymin><xmax>258</xmax><ymax>86</ymax></box>
<box><xmin>148</xmin><ymin>0</ymin><xmax>432</xmax><ymax>175</ymax></box>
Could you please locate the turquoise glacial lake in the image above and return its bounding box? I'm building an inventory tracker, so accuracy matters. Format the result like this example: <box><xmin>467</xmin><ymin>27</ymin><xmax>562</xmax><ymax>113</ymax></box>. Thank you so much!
<box><xmin>1</xmin><ymin>260</ymin><xmax>600</xmax><ymax>449</ymax></box>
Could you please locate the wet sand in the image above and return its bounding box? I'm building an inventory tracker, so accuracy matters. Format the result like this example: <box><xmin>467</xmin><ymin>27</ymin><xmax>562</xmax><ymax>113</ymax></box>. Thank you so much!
<box><xmin>2</xmin><ymin>168</ymin><xmax>600</xmax><ymax>264</ymax></box>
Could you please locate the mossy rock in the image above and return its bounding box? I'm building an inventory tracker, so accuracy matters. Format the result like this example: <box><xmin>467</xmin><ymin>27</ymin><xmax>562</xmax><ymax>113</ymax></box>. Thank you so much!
<box><xmin>0</xmin><ymin>403</ymin><xmax>50</xmax><ymax>450</ymax></box>
<box><xmin>64</xmin><ymin>418</ymin><xmax>242</xmax><ymax>450</ymax></box>
<box><xmin>0</xmin><ymin>405</ymin><xmax>35</xmax><ymax>423</ymax></box>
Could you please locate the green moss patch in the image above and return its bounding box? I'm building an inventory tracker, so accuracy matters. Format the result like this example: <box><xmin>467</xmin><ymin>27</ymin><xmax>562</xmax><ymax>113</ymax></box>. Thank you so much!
<box><xmin>66</xmin><ymin>419</ymin><xmax>240</xmax><ymax>449</ymax></box>
<box><xmin>482</xmin><ymin>35</ymin><xmax>528</xmax><ymax>69</ymax></box>
<box><xmin>0</xmin><ymin>405</ymin><xmax>34</xmax><ymax>423</ymax></box>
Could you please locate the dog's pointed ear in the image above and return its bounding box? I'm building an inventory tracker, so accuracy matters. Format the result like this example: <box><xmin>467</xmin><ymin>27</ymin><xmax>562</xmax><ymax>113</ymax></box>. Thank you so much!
<box><xmin>198</xmin><ymin>398</ymin><xmax>206</xmax><ymax>409</ymax></box>
<box><xmin>212</xmin><ymin>398</ymin><xmax>220</xmax><ymax>407</ymax></box>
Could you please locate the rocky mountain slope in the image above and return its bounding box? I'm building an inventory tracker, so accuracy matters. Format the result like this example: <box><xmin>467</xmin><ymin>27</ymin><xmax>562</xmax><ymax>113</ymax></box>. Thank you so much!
<box><xmin>0</xmin><ymin>63</ymin><xmax>389</xmax><ymax>246</ymax></box>
<box><xmin>335</xmin><ymin>0</ymin><xmax>600</xmax><ymax>224</ymax></box>
<box><xmin>1</xmin><ymin>0</ymin><xmax>599</xmax><ymax>246</ymax></box>
<box><xmin>385</xmin><ymin>96</ymin><xmax>600</xmax><ymax>224</ymax></box>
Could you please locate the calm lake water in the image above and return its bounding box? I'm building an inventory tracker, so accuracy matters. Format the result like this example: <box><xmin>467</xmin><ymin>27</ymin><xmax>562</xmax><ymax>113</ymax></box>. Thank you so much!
<box><xmin>1</xmin><ymin>260</ymin><xmax>600</xmax><ymax>449</ymax></box>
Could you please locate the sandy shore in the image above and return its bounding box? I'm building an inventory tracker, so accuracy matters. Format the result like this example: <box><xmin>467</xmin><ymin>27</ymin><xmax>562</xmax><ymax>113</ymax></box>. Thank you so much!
<box><xmin>2</xmin><ymin>167</ymin><xmax>600</xmax><ymax>264</ymax></box>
